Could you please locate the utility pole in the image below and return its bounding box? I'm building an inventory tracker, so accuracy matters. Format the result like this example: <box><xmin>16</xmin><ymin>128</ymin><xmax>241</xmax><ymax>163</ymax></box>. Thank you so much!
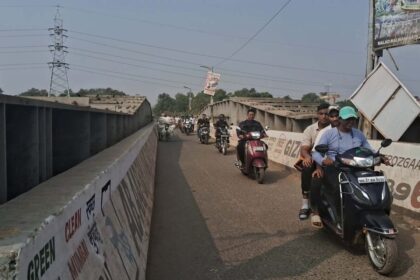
<box><xmin>184</xmin><ymin>86</ymin><xmax>192</xmax><ymax>112</ymax></box>
<box><xmin>48</xmin><ymin>5</ymin><xmax>70</xmax><ymax>97</ymax></box>
<box><xmin>362</xmin><ymin>0</ymin><xmax>381</xmax><ymax>138</ymax></box>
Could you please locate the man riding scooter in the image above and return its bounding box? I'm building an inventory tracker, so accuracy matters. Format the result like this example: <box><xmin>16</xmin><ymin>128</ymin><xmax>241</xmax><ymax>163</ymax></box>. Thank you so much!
<box><xmin>236</xmin><ymin>108</ymin><xmax>266</xmax><ymax>167</ymax></box>
<box><xmin>311</xmin><ymin>106</ymin><xmax>390</xmax><ymax>228</ymax></box>
<box><xmin>214</xmin><ymin>114</ymin><xmax>229</xmax><ymax>145</ymax></box>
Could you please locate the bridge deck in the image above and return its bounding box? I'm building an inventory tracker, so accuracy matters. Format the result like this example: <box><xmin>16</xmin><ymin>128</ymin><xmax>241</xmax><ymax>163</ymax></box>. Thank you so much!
<box><xmin>147</xmin><ymin>132</ymin><xmax>420</xmax><ymax>280</ymax></box>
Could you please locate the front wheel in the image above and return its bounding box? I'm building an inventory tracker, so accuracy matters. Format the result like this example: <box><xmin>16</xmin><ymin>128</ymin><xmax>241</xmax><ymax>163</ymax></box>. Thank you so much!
<box><xmin>222</xmin><ymin>145</ymin><xmax>227</xmax><ymax>155</ymax></box>
<box><xmin>365</xmin><ymin>232</ymin><xmax>398</xmax><ymax>275</ymax></box>
<box><xmin>254</xmin><ymin>167</ymin><xmax>265</xmax><ymax>184</ymax></box>
<box><xmin>204</xmin><ymin>135</ymin><xmax>209</xmax><ymax>144</ymax></box>
<box><xmin>185</xmin><ymin>129</ymin><xmax>190</xmax><ymax>136</ymax></box>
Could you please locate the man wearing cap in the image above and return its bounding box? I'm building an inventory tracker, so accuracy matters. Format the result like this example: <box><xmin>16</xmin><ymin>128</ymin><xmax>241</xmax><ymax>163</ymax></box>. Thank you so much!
<box><xmin>312</xmin><ymin>106</ymin><xmax>373</xmax><ymax>228</ymax></box>
<box><xmin>297</xmin><ymin>103</ymin><xmax>330</xmax><ymax>220</ymax></box>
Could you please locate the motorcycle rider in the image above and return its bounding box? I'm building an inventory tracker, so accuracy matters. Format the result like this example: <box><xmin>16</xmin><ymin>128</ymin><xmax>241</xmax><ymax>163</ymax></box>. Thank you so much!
<box><xmin>311</xmin><ymin>106</ymin><xmax>389</xmax><ymax>228</ymax></box>
<box><xmin>214</xmin><ymin>114</ymin><xmax>229</xmax><ymax>145</ymax></box>
<box><xmin>298</xmin><ymin>103</ymin><xmax>330</xmax><ymax>221</ymax></box>
<box><xmin>236</xmin><ymin>108</ymin><xmax>266</xmax><ymax>167</ymax></box>
<box><xmin>197</xmin><ymin>113</ymin><xmax>210</xmax><ymax>138</ymax></box>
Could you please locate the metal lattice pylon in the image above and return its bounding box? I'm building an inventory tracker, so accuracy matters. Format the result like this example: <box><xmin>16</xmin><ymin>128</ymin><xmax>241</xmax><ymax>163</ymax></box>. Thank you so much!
<box><xmin>48</xmin><ymin>6</ymin><xmax>70</xmax><ymax>97</ymax></box>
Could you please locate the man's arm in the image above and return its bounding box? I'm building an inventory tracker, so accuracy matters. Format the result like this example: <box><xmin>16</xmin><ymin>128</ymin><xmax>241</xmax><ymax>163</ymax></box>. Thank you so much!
<box><xmin>312</xmin><ymin>131</ymin><xmax>330</xmax><ymax>166</ymax></box>
<box><xmin>300</xmin><ymin>126</ymin><xmax>313</xmax><ymax>167</ymax></box>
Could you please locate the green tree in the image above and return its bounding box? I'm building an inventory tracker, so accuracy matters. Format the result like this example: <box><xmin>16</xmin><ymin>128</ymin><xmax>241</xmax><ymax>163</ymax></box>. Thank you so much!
<box><xmin>336</xmin><ymin>99</ymin><xmax>355</xmax><ymax>109</ymax></box>
<box><xmin>213</xmin><ymin>89</ymin><xmax>228</xmax><ymax>102</ymax></box>
<box><xmin>19</xmin><ymin>88</ymin><xmax>49</xmax><ymax>96</ymax></box>
<box><xmin>174</xmin><ymin>93</ymin><xmax>189</xmax><ymax>113</ymax></box>
<box><xmin>230</xmin><ymin>88</ymin><xmax>273</xmax><ymax>98</ymax></box>
<box><xmin>153</xmin><ymin>93</ymin><xmax>176</xmax><ymax>115</ymax></box>
<box><xmin>301</xmin><ymin>92</ymin><xmax>321</xmax><ymax>103</ymax></box>
<box><xmin>191</xmin><ymin>91</ymin><xmax>211</xmax><ymax>113</ymax></box>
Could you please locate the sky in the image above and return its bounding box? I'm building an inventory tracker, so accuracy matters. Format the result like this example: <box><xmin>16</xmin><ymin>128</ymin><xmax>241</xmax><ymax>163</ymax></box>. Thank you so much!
<box><xmin>0</xmin><ymin>0</ymin><xmax>419</xmax><ymax>105</ymax></box>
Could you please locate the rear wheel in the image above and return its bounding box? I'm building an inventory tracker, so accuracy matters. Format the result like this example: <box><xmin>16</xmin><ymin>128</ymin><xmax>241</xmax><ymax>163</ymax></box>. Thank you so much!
<box><xmin>254</xmin><ymin>167</ymin><xmax>265</xmax><ymax>184</ymax></box>
<box><xmin>365</xmin><ymin>232</ymin><xmax>398</xmax><ymax>275</ymax></box>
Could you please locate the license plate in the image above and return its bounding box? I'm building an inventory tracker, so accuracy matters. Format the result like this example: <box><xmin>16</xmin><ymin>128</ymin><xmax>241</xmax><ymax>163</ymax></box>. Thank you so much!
<box><xmin>358</xmin><ymin>176</ymin><xmax>386</xmax><ymax>184</ymax></box>
<box><xmin>254</xmin><ymin>146</ymin><xmax>265</xmax><ymax>151</ymax></box>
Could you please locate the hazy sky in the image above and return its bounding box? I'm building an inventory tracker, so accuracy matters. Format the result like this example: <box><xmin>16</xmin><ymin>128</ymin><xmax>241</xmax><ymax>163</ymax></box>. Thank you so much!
<box><xmin>0</xmin><ymin>0</ymin><xmax>419</xmax><ymax>104</ymax></box>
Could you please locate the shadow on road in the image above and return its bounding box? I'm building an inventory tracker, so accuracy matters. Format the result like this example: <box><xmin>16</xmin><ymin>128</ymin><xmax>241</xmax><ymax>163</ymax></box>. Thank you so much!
<box><xmin>147</xmin><ymin>134</ymin><xmax>224</xmax><ymax>280</ymax></box>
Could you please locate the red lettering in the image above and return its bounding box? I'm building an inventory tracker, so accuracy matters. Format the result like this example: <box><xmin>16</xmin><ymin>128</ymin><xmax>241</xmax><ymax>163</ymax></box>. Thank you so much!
<box><xmin>65</xmin><ymin>208</ymin><xmax>82</xmax><ymax>243</ymax></box>
<box><xmin>411</xmin><ymin>181</ymin><xmax>420</xmax><ymax>209</ymax></box>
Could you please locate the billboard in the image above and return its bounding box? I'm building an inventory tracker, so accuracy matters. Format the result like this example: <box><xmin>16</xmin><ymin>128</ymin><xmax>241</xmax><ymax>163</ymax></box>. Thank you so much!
<box><xmin>374</xmin><ymin>0</ymin><xmax>420</xmax><ymax>50</ymax></box>
<box><xmin>203</xmin><ymin>71</ymin><xmax>221</xmax><ymax>96</ymax></box>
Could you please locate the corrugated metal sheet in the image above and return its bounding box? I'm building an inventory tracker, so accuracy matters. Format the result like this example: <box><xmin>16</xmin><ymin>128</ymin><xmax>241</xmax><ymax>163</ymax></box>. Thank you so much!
<box><xmin>350</xmin><ymin>62</ymin><xmax>420</xmax><ymax>141</ymax></box>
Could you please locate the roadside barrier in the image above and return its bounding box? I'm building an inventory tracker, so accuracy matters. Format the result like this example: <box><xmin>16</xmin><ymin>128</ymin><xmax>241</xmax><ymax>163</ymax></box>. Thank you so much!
<box><xmin>0</xmin><ymin>124</ymin><xmax>158</xmax><ymax>280</ymax></box>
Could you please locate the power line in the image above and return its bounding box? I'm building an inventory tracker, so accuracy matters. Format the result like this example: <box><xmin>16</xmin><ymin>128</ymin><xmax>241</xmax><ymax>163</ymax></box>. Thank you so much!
<box><xmin>69</xmin><ymin>48</ymin><xmax>356</xmax><ymax>90</ymax></box>
<box><xmin>216</xmin><ymin>0</ymin><xmax>293</xmax><ymax>66</ymax></box>
<box><xmin>0</xmin><ymin>28</ymin><xmax>47</xmax><ymax>32</ymax></box>
<box><xmin>71</xmin><ymin>66</ymin><xmax>187</xmax><ymax>90</ymax></box>
<box><xmin>68</xmin><ymin>33</ymin><xmax>362</xmax><ymax>77</ymax></box>
<box><xmin>61</xmin><ymin>5</ymin><xmax>363</xmax><ymax>56</ymax></box>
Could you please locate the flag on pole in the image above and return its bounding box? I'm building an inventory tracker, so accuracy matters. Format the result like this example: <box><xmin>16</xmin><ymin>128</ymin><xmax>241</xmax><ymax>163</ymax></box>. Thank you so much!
<box><xmin>203</xmin><ymin>71</ymin><xmax>221</xmax><ymax>96</ymax></box>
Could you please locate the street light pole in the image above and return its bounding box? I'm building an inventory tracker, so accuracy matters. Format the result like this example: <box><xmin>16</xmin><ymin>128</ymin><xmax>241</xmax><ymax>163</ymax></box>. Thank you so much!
<box><xmin>183</xmin><ymin>86</ymin><xmax>192</xmax><ymax>113</ymax></box>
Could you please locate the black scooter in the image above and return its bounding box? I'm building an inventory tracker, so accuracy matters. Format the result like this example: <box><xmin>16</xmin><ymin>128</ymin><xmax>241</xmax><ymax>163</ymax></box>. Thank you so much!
<box><xmin>314</xmin><ymin>139</ymin><xmax>398</xmax><ymax>275</ymax></box>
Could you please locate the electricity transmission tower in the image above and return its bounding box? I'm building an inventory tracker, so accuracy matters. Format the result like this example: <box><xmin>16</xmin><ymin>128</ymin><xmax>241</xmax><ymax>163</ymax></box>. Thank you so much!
<box><xmin>48</xmin><ymin>6</ymin><xmax>70</xmax><ymax>97</ymax></box>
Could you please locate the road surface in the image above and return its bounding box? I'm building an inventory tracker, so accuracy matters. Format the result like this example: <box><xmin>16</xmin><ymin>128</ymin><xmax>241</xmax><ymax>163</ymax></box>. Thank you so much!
<box><xmin>147</xmin><ymin>131</ymin><xmax>420</xmax><ymax>280</ymax></box>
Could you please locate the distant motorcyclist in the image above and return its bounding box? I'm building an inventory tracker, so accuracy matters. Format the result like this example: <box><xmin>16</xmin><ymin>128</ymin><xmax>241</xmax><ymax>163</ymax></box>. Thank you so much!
<box><xmin>236</xmin><ymin>108</ymin><xmax>266</xmax><ymax>166</ymax></box>
<box><xmin>158</xmin><ymin>113</ymin><xmax>172</xmax><ymax>125</ymax></box>
<box><xmin>214</xmin><ymin>114</ymin><xmax>229</xmax><ymax>144</ymax></box>
<box><xmin>197</xmin><ymin>113</ymin><xmax>210</xmax><ymax>137</ymax></box>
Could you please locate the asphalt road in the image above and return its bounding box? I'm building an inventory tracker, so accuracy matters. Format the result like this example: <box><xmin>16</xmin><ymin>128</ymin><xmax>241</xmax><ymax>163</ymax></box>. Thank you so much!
<box><xmin>146</xmin><ymin>131</ymin><xmax>420</xmax><ymax>280</ymax></box>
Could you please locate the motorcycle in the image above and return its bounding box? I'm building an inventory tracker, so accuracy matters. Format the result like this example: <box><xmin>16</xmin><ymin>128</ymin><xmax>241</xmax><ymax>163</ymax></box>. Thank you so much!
<box><xmin>158</xmin><ymin>123</ymin><xmax>171</xmax><ymax>141</ymax></box>
<box><xmin>236</xmin><ymin>128</ymin><xmax>268</xmax><ymax>184</ymax></box>
<box><xmin>215</xmin><ymin>126</ymin><xmax>230</xmax><ymax>155</ymax></box>
<box><xmin>314</xmin><ymin>139</ymin><xmax>397</xmax><ymax>275</ymax></box>
<box><xmin>184</xmin><ymin>121</ymin><xmax>193</xmax><ymax>136</ymax></box>
<box><xmin>198</xmin><ymin>126</ymin><xmax>210</xmax><ymax>144</ymax></box>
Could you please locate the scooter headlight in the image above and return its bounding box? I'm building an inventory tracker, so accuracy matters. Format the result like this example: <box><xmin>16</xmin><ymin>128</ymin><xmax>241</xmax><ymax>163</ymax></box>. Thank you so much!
<box><xmin>353</xmin><ymin>156</ymin><xmax>374</xmax><ymax>167</ymax></box>
<box><xmin>250</xmin><ymin>132</ymin><xmax>261</xmax><ymax>139</ymax></box>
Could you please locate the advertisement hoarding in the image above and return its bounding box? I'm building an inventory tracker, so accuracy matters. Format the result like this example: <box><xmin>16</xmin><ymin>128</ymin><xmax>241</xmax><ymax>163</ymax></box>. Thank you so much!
<box><xmin>203</xmin><ymin>71</ymin><xmax>221</xmax><ymax>96</ymax></box>
<box><xmin>374</xmin><ymin>0</ymin><xmax>420</xmax><ymax>50</ymax></box>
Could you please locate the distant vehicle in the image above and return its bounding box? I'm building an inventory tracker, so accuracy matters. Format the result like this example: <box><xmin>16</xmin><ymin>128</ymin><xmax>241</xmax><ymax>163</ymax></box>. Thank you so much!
<box><xmin>198</xmin><ymin>126</ymin><xmax>210</xmax><ymax>144</ymax></box>
<box><xmin>215</xmin><ymin>126</ymin><xmax>230</xmax><ymax>155</ymax></box>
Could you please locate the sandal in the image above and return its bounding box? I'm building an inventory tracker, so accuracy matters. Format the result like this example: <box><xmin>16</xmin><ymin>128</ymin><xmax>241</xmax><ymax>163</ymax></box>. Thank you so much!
<box><xmin>311</xmin><ymin>214</ymin><xmax>323</xmax><ymax>229</ymax></box>
<box><xmin>298</xmin><ymin>208</ymin><xmax>310</xmax><ymax>220</ymax></box>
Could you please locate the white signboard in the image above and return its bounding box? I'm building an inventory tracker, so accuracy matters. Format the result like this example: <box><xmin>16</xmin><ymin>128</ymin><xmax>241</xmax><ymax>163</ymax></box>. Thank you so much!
<box><xmin>203</xmin><ymin>71</ymin><xmax>221</xmax><ymax>96</ymax></box>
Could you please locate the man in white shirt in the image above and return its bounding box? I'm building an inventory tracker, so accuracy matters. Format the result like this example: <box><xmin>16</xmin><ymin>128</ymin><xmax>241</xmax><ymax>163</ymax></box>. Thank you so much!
<box><xmin>298</xmin><ymin>103</ymin><xmax>330</xmax><ymax>220</ymax></box>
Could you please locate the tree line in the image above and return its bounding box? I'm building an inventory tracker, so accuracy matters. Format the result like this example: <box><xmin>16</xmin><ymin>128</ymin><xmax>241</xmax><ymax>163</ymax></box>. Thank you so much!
<box><xmin>17</xmin><ymin>87</ymin><xmax>126</xmax><ymax>97</ymax></box>
<box><xmin>153</xmin><ymin>88</ymin><xmax>353</xmax><ymax>116</ymax></box>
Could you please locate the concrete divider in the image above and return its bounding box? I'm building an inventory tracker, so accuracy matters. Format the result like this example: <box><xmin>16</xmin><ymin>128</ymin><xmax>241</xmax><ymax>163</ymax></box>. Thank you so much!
<box><xmin>0</xmin><ymin>123</ymin><xmax>158</xmax><ymax>280</ymax></box>
<box><xmin>226</xmin><ymin>126</ymin><xmax>420</xmax><ymax>214</ymax></box>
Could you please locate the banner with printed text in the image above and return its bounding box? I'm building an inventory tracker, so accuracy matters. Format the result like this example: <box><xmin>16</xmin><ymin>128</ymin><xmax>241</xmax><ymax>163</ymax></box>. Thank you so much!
<box><xmin>203</xmin><ymin>71</ymin><xmax>221</xmax><ymax>96</ymax></box>
<box><xmin>374</xmin><ymin>0</ymin><xmax>420</xmax><ymax>50</ymax></box>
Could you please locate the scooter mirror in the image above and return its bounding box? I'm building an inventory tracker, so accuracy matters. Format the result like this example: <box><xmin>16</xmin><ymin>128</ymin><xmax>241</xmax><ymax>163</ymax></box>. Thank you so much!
<box><xmin>315</xmin><ymin>144</ymin><xmax>329</xmax><ymax>154</ymax></box>
<box><xmin>381</xmin><ymin>138</ymin><xmax>392</xmax><ymax>148</ymax></box>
